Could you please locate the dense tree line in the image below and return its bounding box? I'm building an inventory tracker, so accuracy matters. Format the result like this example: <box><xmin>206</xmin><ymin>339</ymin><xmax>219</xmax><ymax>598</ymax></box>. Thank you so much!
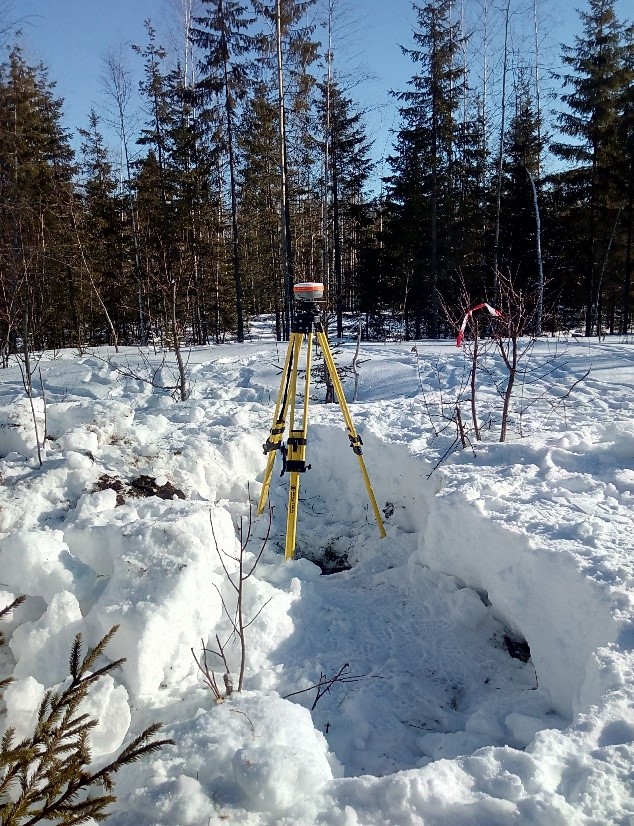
<box><xmin>0</xmin><ymin>0</ymin><xmax>632</xmax><ymax>357</ymax></box>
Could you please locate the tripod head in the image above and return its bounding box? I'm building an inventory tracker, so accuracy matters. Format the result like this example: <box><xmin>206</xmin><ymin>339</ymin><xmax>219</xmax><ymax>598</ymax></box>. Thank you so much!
<box><xmin>293</xmin><ymin>282</ymin><xmax>324</xmax><ymax>334</ymax></box>
<box><xmin>294</xmin><ymin>282</ymin><xmax>324</xmax><ymax>302</ymax></box>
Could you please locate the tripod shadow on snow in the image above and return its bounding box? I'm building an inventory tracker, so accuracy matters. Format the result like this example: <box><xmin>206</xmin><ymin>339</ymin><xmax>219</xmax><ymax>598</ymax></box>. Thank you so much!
<box><xmin>259</xmin><ymin>427</ymin><xmax>617</xmax><ymax>777</ymax></box>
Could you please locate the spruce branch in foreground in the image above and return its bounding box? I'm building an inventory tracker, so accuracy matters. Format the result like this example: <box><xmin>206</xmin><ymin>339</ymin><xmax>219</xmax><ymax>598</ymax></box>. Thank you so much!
<box><xmin>0</xmin><ymin>623</ymin><xmax>174</xmax><ymax>825</ymax></box>
<box><xmin>0</xmin><ymin>596</ymin><xmax>26</xmax><ymax>696</ymax></box>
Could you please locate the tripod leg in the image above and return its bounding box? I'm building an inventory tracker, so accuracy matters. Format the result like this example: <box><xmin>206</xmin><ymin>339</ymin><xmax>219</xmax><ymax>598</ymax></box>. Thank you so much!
<box><xmin>284</xmin><ymin>332</ymin><xmax>313</xmax><ymax>560</ymax></box>
<box><xmin>316</xmin><ymin>330</ymin><xmax>386</xmax><ymax>539</ymax></box>
<box><xmin>257</xmin><ymin>334</ymin><xmax>301</xmax><ymax>516</ymax></box>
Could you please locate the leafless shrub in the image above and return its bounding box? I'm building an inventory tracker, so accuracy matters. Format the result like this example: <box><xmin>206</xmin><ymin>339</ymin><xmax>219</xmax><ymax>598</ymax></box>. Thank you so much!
<box><xmin>15</xmin><ymin>317</ymin><xmax>46</xmax><ymax>466</ymax></box>
<box><xmin>425</xmin><ymin>275</ymin><xmax>590</xmax><ymax>466</ymax></box>
<box><xmin>101</xmin><ymin>347</ymin><xmax>196</xmax><ymax>401</ymax></box>
<box><xmin>282</xmin><ymin>664</ymin><xmax>384</xmax><ymax>711</ymax></box>
<box><xmin>193</xmin><ymin>500</ymin><xmax>273</xmax><ymax>698</ymax></box>
<box><xmin>191</xmin><ymin>634</ymin><xmax>234</xmax><ymax>703</ymax></box>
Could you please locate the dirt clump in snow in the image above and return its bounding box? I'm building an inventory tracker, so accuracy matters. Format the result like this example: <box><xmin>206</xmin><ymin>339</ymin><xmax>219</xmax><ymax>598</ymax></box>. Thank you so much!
<box><xmin>94</xmin><ymin>473</ymin><xmax>186</xmax><ymax>505</ymax></box>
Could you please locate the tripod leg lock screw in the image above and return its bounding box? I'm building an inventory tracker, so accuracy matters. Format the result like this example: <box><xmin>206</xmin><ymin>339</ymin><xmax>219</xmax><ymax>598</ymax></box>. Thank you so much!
<box><xmin>280</xmin><ymin>438</ymin><xmax>311</xmax><ymax>476</ymax></box>
<box><xmin>348</xmin><ymin>435</ymin><xmax>364</xmax><ymax>455</ymax></box>
<box><xmin>285</xmin><ymin>461</ymin><xmax>311</xmax><ymax>473</ymax></box>
<box><xmin>263</xmin><ymin>426</ymin><xmax>285</xmax><ymax>453</ymax></box>
<box><xmin>287</xmin><ymin>437</ymin><xmax>307</xmax><ymax>447</ymax></box>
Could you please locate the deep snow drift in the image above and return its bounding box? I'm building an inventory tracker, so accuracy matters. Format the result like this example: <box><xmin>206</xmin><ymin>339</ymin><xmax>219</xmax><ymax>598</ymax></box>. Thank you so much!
<box><xmin>0</xmin><ymin>331</ymin><xmax>632</xmax><ymax>825</ymax></box>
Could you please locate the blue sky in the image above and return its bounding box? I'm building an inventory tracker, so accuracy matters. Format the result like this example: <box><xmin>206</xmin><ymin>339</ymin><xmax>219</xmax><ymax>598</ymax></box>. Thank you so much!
<box><xmin>10</xmin><ymin>0</ymin><xmax>171</xmax><ymax>132</ymax></box>
<box><xmin>4</xmin><ymin>0</ymin><xmax>631</xmax><ymax>178</ymax></box>
<box><xmin>6</xmin><ymin>0</ymin><xmax>414</xmax><ymax>175</ymax></box>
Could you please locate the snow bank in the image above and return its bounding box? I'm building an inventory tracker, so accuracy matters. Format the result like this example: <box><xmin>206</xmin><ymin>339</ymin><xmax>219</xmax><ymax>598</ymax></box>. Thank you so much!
<box><xmin>0</xmin><ymin>396</ymin><xmax>44</xmax><ymax>458</ymax></box>
<box><xmin>82</xmin><ymin>503</ymin><xmax>233</xmax><ymax>696</ymax></box>
<box><xmin>421</xmin><ymin>490</ymin><xmax>618</xmax><ymax>716</ymax></box>
<box><xmin>0</xmin><ymin>530</ymin><xmax>76</xmax><ymax>602</ymax></box>
<box><xmin>0</xmin><ymin>340</ymin><xmax>632</xmax><ymax>825</ymax></box>
<box><xmin>112</xmin><ymin>692</ymin><xmax>338</xmax><ymax>824</ymax></box>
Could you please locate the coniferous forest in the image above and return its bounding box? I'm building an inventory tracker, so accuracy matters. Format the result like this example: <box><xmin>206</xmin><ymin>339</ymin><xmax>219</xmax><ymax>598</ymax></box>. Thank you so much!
<box><xmin>0</xmin><ymin>0</ymin><xmax>632</xmax><ymax>355</ymax></box>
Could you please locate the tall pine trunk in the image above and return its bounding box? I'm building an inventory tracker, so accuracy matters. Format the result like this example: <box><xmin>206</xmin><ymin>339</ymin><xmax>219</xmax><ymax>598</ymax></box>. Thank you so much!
<box><xmin>276</xmin><ymin>0</ymin><xmax>294</xmax><ymax>339</ymax></box>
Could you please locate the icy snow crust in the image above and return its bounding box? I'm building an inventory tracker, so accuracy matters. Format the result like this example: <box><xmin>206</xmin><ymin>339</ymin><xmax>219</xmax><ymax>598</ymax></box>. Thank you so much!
<box><xmin>0</xmin><ymin>336</ymin><xmax>632</xmax><ymax>824</ymax></box>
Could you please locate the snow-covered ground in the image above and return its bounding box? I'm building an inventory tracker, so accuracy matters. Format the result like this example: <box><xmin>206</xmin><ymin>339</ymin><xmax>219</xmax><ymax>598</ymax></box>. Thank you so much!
<box><xmin>0</xmin><ymin>329</ymin><xmax>632</xmax><ymax>825</ymax></box>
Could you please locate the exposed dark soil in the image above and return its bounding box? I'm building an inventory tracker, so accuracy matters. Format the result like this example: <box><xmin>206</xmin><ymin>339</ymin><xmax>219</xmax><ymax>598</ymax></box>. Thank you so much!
<box><xmin>503</xmin><ymin>633</ymin><xmax>532</xmax><ymax>663</ymax></box>
<box><xmin>94</xmin><ymin>473</ymin><xmax>185</xmax><ymax>505</ymax></box>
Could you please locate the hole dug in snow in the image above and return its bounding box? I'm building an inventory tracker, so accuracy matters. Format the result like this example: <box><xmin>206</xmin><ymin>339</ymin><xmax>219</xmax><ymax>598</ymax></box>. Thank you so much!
<box><xmin>264</xmin><ymin>430</ymin><xmax>583</xmax><ymax>777</ymax></box>
<box><xmin>273</xmin><ymin>543</ymin><xmax>563</xmax><ymax>778</ymax></box>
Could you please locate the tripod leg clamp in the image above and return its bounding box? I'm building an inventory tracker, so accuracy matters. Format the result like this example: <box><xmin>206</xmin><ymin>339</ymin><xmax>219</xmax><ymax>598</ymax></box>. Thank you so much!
<box><xmin>348</xmin><ymin>434</ymin><xmax>363</xmax><ymax>455</ymax></box>
<box><xmin>263</xmin><ymin>424</ymin><xmax>285</xmax><ymax>454</ymax></box>
<box><xmin>280</xmin><ymin>435</ymin><xmax>311</xmax><ymax>475</ymax></box>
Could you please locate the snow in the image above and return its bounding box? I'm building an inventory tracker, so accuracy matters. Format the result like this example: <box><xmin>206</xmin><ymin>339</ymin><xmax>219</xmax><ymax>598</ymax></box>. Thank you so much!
<box><xmin>0</xmin><ymin>331</ymin><xmax>633</xmax><ymax>824</ymax></box>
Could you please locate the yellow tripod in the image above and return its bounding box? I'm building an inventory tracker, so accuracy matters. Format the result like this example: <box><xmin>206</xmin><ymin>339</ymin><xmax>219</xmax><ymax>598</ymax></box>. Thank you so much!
<box><xmin>257</xmin><ymin>288</ymin><xmax>386</xmax><ymax>560</ymax></box>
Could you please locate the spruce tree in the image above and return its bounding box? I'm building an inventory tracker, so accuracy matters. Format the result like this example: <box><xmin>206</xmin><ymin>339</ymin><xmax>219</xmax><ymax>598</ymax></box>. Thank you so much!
<box><xmin>251</xmin><ymin>0</ymin><xmax>318</xmax><ymax>338</ymax></box>
<box><xmin>77</xmin><ymin>109</ymin><xmax>129</xmax><ymax>347</ymax></box>
<box><xmin>453</xmin><ymin>95</ymin><xmax>489</xmax><ymax>299</ymax></box>
<box><xmin>500</xmin><ymin>82</ymin><xmax>545</xmax><ymax>294</ymax></box>
<box><xmin>1</xmin><ymin>620</ymin><xmax>173</xmax><ymax>825</ymax></box>
<box><xmin>238</xmin><ymin>87</ymin><xmax>284</xmax><ymax>334</ymax></box>
<box><xmin>552</xmin><ymin>0</ymin><xmax>634</xmax><ymax>335</ymax></box>
<box><xmin>0</xmin><ymin>47</ymin><xmax>75</xmax><ymax>355</ymax></box>
<box><xmin>133</xmin><ymin>24</ymin><xmax>188</xmax><ymax>396</ymax></box>
<box><xmin>387</xmin><ymin>0</ymin><xmax>466</xmax><ymax>338</ymax></box>
<box><xmin>318</xmin><ymin>81</ymin><xmax>373</xmax><ymax>336</ymax></box>
<box><xmin>192</xmin><ymin>0</ymin><xmax>256</xmax><ymax>343</ymax></box>
<box><xmin>616</xmin><ymin>22</ymin><xmax>634</xmax><ymax>333</ymax></box>
<box><xmin>164</xmin><ymin>65</ymin><xmax>221</xmax><ymax>346</ymax></box>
